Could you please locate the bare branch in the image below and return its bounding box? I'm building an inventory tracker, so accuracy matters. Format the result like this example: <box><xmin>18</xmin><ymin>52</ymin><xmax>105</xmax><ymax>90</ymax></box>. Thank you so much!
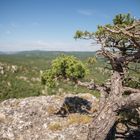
<box><xmin>105</xmin><ymin>27</ymin><xmax>130</xmax><ymax>36</ymax></box>
<box><xmin>125</xmin><ymin>22</ymin><xmax>140</xmax><ymax>31</ymax></box>
<box><xmin>104</xmin><ymin>26</ymin><xmax>140</xmax><ymax>48</ymax></box>
<box><xmin>121</xmin><ymin>93</ymin><xmax>140</xmax><ymax>109</ymax></box>
<box><xmin>123</xmin><ymin>87</ymin><xmax>140</xmax><ymax>94</ymax></box>
<box><xmin>121</xmin><ymin>48</ymin><xmax>140</xmax><ymax>63</ymax></box>
<box><xmin>77</xmin><ymin>80</ymin><xmax>109</xmax><ymax>96</ymax></box>
<box><xmin>97</xmin><ymin>49</ymin><xmax>115</xmax><ymax>61</ymax></box>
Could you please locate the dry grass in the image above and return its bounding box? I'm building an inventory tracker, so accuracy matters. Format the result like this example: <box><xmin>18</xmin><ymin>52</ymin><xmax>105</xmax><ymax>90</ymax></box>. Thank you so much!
<box><xmin>47</xmin><ymin>105</ymin><xmax>58</xmax><ymax>116</ymax></box>
<box><xmin>0</xmin><ymin>113</ymin><xmax>6</xmax><ymax>123</ymax></box>
<box><xmin>48</xmin><ymin>122</ymin><xmax>63</xmax><ymax>131</ymax></box>
<box><xmin>67</xmin><ymin>114</ymin><xmax>92</xmax><ymax>125</ymax></box>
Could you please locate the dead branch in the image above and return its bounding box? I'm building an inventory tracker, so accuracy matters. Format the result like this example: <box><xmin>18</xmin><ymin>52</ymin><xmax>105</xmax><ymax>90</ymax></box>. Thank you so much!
<box><xmin>121</xmin><ymin>93</ymin><xmax>140</xmax><ymax>109</ymax></box>
<box><xmin>123</xmin><ymin>87</ymin><xmax>140</xmax><ymax>94</ymax></box>
<box><xmin>104</xmin><ymin>25</ymin><xmax>140</xmax><ymax>48</ymax></box>
<box><xmin>77</xmin><ymin>80</ymin><xmax>109</xmax><ymax>96</ymax></box>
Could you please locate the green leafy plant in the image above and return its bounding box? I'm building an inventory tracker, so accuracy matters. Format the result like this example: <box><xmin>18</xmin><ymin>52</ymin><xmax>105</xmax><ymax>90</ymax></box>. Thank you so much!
<box><xmin>41</xmin><ymin>55</ymin><xmax>87</xmax><ymax>88</ymax></box>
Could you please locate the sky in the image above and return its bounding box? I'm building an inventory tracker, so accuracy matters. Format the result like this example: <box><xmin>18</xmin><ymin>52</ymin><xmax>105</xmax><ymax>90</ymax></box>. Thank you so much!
<box><xmin>0</xmin><ymin>0</ymin><xmax>140</xmax><ymax>52</ymax></box>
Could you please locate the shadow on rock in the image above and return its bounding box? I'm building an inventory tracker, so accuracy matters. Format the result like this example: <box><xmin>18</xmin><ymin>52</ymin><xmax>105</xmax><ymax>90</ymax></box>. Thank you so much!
<box><xmin>55</xmin><ymin>96</ymin><xmax>92</xmax><ymax>117</ymax></box>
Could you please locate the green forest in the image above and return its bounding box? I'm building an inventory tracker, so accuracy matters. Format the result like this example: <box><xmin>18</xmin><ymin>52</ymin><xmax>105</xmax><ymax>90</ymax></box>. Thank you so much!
<box><xmin>0</xmin><ymin>50</ymin><xmax>139</xmax><ymax>101</ymax></box>
<box><xmin>0</xmin><ymin>51</ymin><xmax>107</xmax><ymax>100</ymax></box>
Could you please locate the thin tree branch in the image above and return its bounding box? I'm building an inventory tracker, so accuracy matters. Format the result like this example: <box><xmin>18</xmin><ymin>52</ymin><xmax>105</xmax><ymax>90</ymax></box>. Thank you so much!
<box><xmin>77</xmin><ymin>80</ymin><xmax>109</xmax><ymax>96</ymax></box>
<box><xmin>121</xmin><ymin>93</ymin><xmax>140</xmax><ymax>109</ymax></box>
<box><xmin>123</xmin><ymin>87</ymin><xmax>140</xmax><ymax>94</ymax></box>
<box><xmin>104</xmin><ymin>26</ymin><xmax>140</xmax><ymax>48</ymax></box>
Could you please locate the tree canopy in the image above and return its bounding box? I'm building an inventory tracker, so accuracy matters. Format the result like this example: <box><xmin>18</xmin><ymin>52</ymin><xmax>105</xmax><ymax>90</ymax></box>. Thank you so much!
<box><xmin>75</xmin><ymin>13</ymin><xmax>140</xmax><ymax>73</ymax></box>
<box><xmin>75</xmin><ymin>13</ymin><xmax>140</xmax><ymax>140</ymax></box>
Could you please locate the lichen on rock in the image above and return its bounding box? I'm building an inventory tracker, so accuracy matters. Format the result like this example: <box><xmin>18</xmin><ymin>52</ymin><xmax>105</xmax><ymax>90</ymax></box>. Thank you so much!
<box><xmin>0</xmin><ymin>94</ymin><xmax>98</xmax><ymax>140</ymax></box>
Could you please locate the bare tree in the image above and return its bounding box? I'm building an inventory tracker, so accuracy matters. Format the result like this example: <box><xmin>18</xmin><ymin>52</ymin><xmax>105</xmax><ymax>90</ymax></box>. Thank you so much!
<box><xmin>75</xmin><ymin>14</ymin><xmax>140</xmax><ymax>140</ymax></box>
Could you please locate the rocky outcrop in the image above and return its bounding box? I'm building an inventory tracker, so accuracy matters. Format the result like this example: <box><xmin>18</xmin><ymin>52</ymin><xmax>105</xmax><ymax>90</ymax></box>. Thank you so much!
<box><xmin>0</xmin><ymin>62</ymin><xmax>18</xmax><ymax>75</ymax></box>
<box><xmin>0</xmin><ymin>94</ymin><xmax>98</xmax><ymax>140</ymax></box>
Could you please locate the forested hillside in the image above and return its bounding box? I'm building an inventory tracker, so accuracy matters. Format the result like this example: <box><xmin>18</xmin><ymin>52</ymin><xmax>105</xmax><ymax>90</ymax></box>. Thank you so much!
<box><xmin>0</xmin><ymin>51</ymin><xmax>107</xmax><ymax>101</ymax></box>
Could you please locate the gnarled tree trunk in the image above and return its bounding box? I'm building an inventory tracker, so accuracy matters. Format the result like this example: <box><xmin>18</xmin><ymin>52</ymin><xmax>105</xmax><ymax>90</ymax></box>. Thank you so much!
<box><xmin>87</xmin><ymin>70</ymin><xmax>140</xmax><ymax>139</ymax></box>
<box><xmin>87</xmin><ymin>72</ymin><xmax>123</xmax><ymax>140</ymax></box>
<box><xmin>75</xmin><ymin>19</ymin><xmax>140</xmax><ymax>140</ymax></box>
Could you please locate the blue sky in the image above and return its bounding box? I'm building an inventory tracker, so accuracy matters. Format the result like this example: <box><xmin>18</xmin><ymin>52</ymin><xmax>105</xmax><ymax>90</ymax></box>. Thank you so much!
<box><xmin>0</xmin><ymin>0</ymin><xmax>139</xmax><ymax>52</ymax></box>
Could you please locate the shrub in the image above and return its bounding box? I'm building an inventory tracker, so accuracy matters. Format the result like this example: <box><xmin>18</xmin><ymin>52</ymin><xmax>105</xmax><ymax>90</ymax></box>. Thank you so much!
<box><xmin>41</xmin><ymin>55</ymin><xmax>87</xmax><ymax>88</ymax></box>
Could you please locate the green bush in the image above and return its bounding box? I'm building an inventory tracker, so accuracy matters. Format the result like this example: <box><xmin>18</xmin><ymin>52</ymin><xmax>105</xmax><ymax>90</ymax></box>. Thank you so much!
<box><xmin>41</xmin><ymin>55</ymin><xmax>87</xmax><ymax>88</ymax></box>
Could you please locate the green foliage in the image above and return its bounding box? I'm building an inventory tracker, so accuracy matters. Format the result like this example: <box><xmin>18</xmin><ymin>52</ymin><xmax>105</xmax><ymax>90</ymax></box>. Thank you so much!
<box><xmin>74</xmin><ymin>30</ymin><xmax>84</xmax><ymax>39</ymax></box>
<box><xmin>0</xmin><ymin>51</ymin><xmax>106</xmax><ymax>100</ymax></box>
<box><xmin>0</xmin><ymin>73</ymin><xmax>42</xmax><ymax>101</ymax></box>
<box><xmin>124</xmin><ymin>77</ymin><xmax>140</xmax><ymax>88</ymax></box>
<box><xmin>113</xmin><ymin>13</ymin><xmax>134</xmax><ymax>25</ymax></box>
<box><xmin>75</xmin><ymin>13</ymin><xmax>137</xmax><ymax>58</ymax></box>
<box><xmin>41</xmin><ymin>55</ymin><xmax>87</xmax><ymax>88</ymax></box>
<box><xmin>41</xmin><ymin>69</ymin><xmax>56</xmax><ymax>88</ymax></box>
<box><xmin>87</xmin><ymin>57</ymin><xmax>97</xmax><ymax>65</ymax></box>
<box><xmin>74</xmin><ymin>30</ymin><xmax>94</xmax><ymax>39</ymax></box>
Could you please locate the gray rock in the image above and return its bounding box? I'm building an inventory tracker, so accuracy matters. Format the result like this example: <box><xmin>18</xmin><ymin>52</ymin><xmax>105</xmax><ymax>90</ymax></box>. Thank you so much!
<box><xmin>0</xmin><ymin>94</ymin><xmax>98</xmax><ymax>140</ymax></box>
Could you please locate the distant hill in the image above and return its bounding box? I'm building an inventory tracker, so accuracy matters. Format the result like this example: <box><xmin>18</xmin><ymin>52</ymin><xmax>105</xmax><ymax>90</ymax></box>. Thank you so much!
<box><xmin>0</xmin><ymin>50</ymin><xmax>96</xmax><ymax>59</ymax></box>
<box><xmin>0</xmin><ymin>51</ymin><xmax>5</xmax><ymax>54</ymax></box>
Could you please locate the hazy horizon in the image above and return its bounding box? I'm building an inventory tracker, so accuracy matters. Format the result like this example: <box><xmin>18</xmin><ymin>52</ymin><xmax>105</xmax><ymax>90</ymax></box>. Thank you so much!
<box><xmin>0</xmin><ymin>49</ymin><xmax>97</xmax><ymax>53</ymax></box>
